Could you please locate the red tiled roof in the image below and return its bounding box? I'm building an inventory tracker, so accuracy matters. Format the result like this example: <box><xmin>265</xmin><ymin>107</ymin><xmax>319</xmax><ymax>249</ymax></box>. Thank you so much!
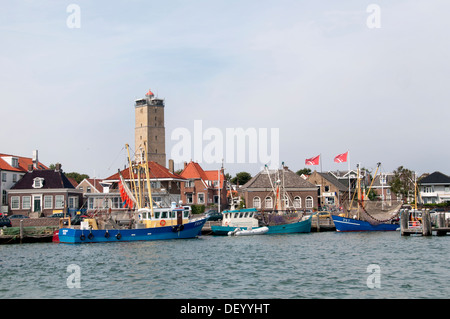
<box><xmin>0</xmin><ymin>153</ymin><xmax>48</xmax><ymax>172</ymax></box>
<box><xmin>104</xmin><ymin>161</ymin><xmax>185</xmax><ymax>181</ymax></box>
<box><xmin>180</xmin><ymin>161</ymin><xmax>224</xmax><ymax>183</ymax></box>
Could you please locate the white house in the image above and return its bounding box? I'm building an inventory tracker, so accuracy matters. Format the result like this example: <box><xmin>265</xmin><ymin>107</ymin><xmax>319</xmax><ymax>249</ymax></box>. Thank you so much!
<box><xmin>419</xmin><ymin>171</ymin><xmax>450</xmax><ymax>204</ymax></box>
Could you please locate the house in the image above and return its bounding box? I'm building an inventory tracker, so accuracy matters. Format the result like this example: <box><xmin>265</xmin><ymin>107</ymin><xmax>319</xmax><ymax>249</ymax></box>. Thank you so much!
<box><xmin>240</xmin><ymin>166</ymin><xmax>318</xmax><ymax>211</ymax></box>
<box><xmin>307</xmin><ymin>171</ymin><xmax>349</xmax><ymax>207</ymax></box>
<box><xmin>82</xmin><ymin>161</ymin><xmax>186</xmax><ymax>212</ymax></box>
<box><xmin>7</xmin><ymin>163</ymin><xmax>82</xmax><ymax>217</ymax></box>
<box><xmin>179</xmin><ymin>161</ymin><xmax>227</xmax><ymax>209</ymax></box>
<box><xmin>419</xmin><ymin>171</ymin><xmax>450</xmax><ymax>204</ymax></box>
<box><xmin>0</xmin><ymin>151</ymin><xmax>48</xmax><ymax>214</ymax></box>
<box><xmin>370</xmin><ymin>173</ymin><xmax>402</xmax><ymax>202</ymax></box>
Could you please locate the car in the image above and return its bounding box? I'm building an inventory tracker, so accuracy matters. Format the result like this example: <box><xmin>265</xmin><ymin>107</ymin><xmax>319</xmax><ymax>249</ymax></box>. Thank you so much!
<box><xmin>49</xmin><ymin>213</ymin><xmax>66</xmax><ymax>218</ymax></box>
<box><xmin>314</xmin><ymin>211</ymin><xmax>331</xmax><ymax>219</ymax></box>
<box><xmin>0</xmin><ymin>217</ymin><xmax>12</xmax><ymax>227</ymax></box>
<box><xmin>205</xmin><ymin>210</ymin><xmax>222</xmax><ymax>221</ymax></box>
<box><xmin>8</xmin><ymin>214</ymin><xmax>29</xmax><ymax>219</ymax></box>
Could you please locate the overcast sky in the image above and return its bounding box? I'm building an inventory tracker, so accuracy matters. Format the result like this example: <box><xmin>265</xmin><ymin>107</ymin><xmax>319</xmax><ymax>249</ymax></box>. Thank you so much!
<box><xmin>1</xmin><ymin>0</ymin><xmax>449</xmax><ymax>178</ymax></box>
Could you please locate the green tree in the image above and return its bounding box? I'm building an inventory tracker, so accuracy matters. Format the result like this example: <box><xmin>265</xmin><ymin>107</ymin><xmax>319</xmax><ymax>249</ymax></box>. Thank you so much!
<box><xmin>389</xmin><ymin>166</ymin><xmax>415</xmax><ymax>201</ymax></box>
<box><xmin>231</xmin><ymin>172</ymin><xmax>252</xmax><ymax>185</ymax></box>
<box><xmin>64</xmin><ymin>172</ymin><xmax>90</xmax><ymax>184</ymax></box>
<box><xmin>296</xmin><ymin>168</ymin><xmax>311</xmax><ymax>176</ymax></box>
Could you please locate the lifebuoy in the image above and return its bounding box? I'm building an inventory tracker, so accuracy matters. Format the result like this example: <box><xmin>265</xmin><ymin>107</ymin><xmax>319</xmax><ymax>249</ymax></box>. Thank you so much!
<box><xmin>116</xmin><ymin>233</ymin><xmax>122</xmax><ymax>240</ymax></box>
<box><xmin>88</xmin><ymin>232</ymin><xmax>94</xmax><ymax>240</ymax></box>
<box><xmin>160</xmin><ymin>220</ymin><xmax>166</xmax><ymax>226</ymax></box>
<box><xmin>80</xmin><ymin>234</ymin><xmax>85</xmax><ymax>241</ymax></box>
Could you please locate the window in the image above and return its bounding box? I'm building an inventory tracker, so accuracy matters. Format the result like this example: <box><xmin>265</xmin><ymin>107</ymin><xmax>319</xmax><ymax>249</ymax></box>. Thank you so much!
<box><xmin>324</xmin><ymin>185</ymin><xmax>330</xmax><ymax>192</ymax></box>
<box><xmin>185</xmin><ymin>180</ymin><xmax>195</xmax><ymax>188</ymax></box>
<box><xmin>161</xmin><ymin>211</ymin><xmax>168</xmax><ymax>219</ymax></box>
<box><xmin>186</xmin><ymin>193</ymin><xmax>193</xmax><ymax>204</ymax></box>
<box><xmin>1</xmin><ymin>173</ymin><xmax>6</xmax><ymax>182</ymax></box>
<box><xmin>88</xmin><ymin>198</ymin><xmax>94</xmax><ymax>209</ymax></box>
<box><xmin>68</xmin><ymin>196</ymin><xmax>79</xmax><ymax>209</ymax></box>
<box><xmin>12</xmin><ymin>174</ymin><xmax>17</xmax><ymax>183</ymax></box>
<box><xmin>306</xmin><ymin>196</ymin><xmax>313</xmax><ymax>208</ymax></box>
<box><xmin>55</xmin><ymin>195</ymin><xmax>64</xmax><ymax>209</ymax></box>
<box><xmin>32</xmin><ymin>177</ymin><xmax>44</xmax><ymax>188</ymax></box>
<box><xmin>265</xmin><ymin>197</ymin><xmax>273</xmax><ymax>209</ymax></box>
<box><xmin>2</xmin><ymin>190</ymin><xmax>7</xmax><ymax>205</ymax></box>
<box><xmin>283</xmin><ymin>195</ymin><xmax>289</xmax><ymax>208</ymax></box>
<box><xmin>294</xmin><ymin>196</ymin><xmax>301</xmax><ymax>208</ymax></box>
<box><xmin>22</xmin><ymin>196</ymin><xmax>31</xmax><ymax>209</ymax></box>
<box><xmin>11</xmin><ymin>196</ymin><xmax>20</xmax><ymax>209</ymax></box>
<box><xmin>198</xmin><ymin>193</ymin><xmax>205</xmax><ymax>204</ymax></box>
<box><xmin>151</xmin><ymin>181</ymin><xmax>161</xmax><ymax>189</ymax></box>
<box><xmin>253</xmin><ymin>196</ymin><xmax>261</xmax><ymax>209</ymax></box>
<box><xmin>445</xmin><ymin>185</ymin><xmax>450</xmax><ymax>193</ymax></box>
<box><xmin>44</xmin><ymin>196</ymin><xmax>53</xmax><ymax>209</ymax></box>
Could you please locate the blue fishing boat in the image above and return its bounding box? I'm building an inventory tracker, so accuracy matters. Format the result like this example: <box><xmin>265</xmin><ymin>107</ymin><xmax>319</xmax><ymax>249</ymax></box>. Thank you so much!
<box><xmin>331</xmin><ymin>163</ymin><xmax>401</xmax><ymax>232</ymax></box>
<box><xmin>331</xmin><ymin>215</ymin><xmax>399</xmax><ymax>232</ymax></box>
<box><xmin>57</xmin><ymin>143</ymin><xmax>207</xmax><ymax>244</ymax></box>
<box><xmin>211</xmin><ymin>208</ymin><xmax>312</xmax><ymax>235</ymax></box>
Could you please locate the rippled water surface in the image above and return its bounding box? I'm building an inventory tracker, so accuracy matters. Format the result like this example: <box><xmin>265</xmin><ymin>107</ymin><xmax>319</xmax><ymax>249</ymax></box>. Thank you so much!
<box><xmin>1</xmin><ymin>232</ymin><xmax>449</xmax><ymax>298</ymax></box>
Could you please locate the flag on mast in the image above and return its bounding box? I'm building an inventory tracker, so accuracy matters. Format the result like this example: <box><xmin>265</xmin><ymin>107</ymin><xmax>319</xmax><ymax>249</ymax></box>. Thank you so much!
<box><xmin>334</xmin><ymin>151</ymin><xmax>348</xmax><ymax>163</ymax></box>
<box><xmin>305</xmin><ymin>155</ymin><xmax>320</xmax><ymax>166</ymax></box>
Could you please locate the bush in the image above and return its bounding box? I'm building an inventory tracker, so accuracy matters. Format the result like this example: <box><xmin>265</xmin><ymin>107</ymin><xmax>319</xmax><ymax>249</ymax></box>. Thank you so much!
<box><xmin>191</xmin><ymin>204</ymin><xmax>205</xmax><ymax>215</ymax></box>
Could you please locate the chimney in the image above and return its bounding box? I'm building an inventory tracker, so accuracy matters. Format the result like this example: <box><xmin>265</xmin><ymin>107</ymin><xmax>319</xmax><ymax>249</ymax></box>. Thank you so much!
<box><xmin>32</xmin><ymin>150</ymin><xmax>39</xmax><ymax>169</ymax></box>
<box><xmin>28</xmin><ymin>164</ymin><xmax>34</xmax><ymax>172</ymax></box>
<box><xmin>168</xmin><ymin>159</ymin><xmax>174</xmax><ymax>173</ymax></box>
<box><xmin>184</xmin><ymin>161</ymin><xmax>187</xmax><ymax>169</ymax></box>
<box><xmin>55</xmin><ymin>163</ymin><xmax>62</xmax><ymax>172</ymax></box>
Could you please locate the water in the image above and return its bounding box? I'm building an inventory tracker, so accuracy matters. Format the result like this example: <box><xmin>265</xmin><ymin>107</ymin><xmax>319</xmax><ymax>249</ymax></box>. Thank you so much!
<box><xmin>1</xmin><ymin>232</ymin><xmax>449</xmax><ymax>299</ymax></box>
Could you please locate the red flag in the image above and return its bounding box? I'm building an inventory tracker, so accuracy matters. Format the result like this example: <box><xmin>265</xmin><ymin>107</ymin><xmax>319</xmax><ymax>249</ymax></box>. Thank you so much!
<box><xmin>334</xmin><ymin>151</ymin><xmax>348</xmax><ymax>163</ymax></box>
<box><xmin>305</xmin><ymin>155</ymin><xmax>320</xmax><ymax>166</ymax></box>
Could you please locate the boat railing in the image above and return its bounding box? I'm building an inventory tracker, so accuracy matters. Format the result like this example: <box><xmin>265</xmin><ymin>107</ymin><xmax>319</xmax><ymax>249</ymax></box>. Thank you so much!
<box><xmin>408</xmin><ymin>220</ymin><xmax>422</xmax><ymax>229</ymax></box>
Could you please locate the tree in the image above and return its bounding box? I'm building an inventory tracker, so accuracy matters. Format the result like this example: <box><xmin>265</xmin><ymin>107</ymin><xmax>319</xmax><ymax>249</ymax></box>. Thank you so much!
<box><xmin>231</xmin><ymin>172</ymin><xmax>252</xmax><ymax>185</ymax></box>
<box><xmin>65</xmin><ymin>172</ymin><xmax>90</xmax><ymax>184</ymax></box>
<box><xmin>296</xmin><ymin>168</ymin><xmax>311</xmax><ymax>176</ymax></box>
<box><xmin>389</xmin><ymin>166</ymin><xmax>415</xmax><ymax>201</ymax></box>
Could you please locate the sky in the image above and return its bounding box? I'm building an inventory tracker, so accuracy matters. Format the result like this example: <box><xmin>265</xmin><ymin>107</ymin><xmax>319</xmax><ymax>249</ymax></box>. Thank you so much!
<box><xmin>1</xmin><ymin>0</ymin><xmax>449</xmax><ymax>179</ymax></box>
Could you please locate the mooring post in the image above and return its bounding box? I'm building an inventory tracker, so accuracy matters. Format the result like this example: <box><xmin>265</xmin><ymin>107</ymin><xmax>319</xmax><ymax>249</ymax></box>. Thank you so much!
<box><xmin>422</xmin><ymin>211</ymin><xmax>432</xmax><ymax>236</ymax></box>
<box><xmin>400</xmin><ymin>209</ymin><xmax>409</xmax><ymax>236</ymax></box>
<box><xmin>19</xmin><ymin>219</ymin><xmax>24</xmax><ymax>244</ymax></box>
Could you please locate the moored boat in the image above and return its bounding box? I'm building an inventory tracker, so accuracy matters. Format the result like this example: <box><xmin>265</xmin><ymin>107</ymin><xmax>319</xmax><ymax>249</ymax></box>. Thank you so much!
<box><xmin>211</xmin><ymin>208</ymin><xmax>312</xmax><ymax>235</ymax></box>
<box><xmin>227</xmin><ymin>226</ymin><xmax>269</xmax><ymax>236</ymax></box>
<box><xmin>57</xmin><ymin>143</ymin><xmax>207</xmax><ymax>244</ymax></box>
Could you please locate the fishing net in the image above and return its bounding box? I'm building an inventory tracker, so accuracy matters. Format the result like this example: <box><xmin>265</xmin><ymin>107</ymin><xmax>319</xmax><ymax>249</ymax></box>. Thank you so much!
<box><xmin>343</xmin><ymin>200</ymin><xmax>402</xmax><ymax>225</ymax></box>
<box><xmin>259</xmin><ymin>212</ymin><xmax>301</xmax><ymax>226</ymax></box>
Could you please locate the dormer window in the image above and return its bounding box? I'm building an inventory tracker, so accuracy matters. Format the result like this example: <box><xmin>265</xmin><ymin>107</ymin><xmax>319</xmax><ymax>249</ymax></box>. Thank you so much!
<box><xmin>32</xmin><ymin>177</ymin><xmax>44</xmax><ymax>188</ymax></box>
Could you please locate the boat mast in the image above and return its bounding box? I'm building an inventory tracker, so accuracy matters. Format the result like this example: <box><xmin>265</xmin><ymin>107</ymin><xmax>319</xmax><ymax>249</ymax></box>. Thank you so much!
<box><xmin>126</xmin><ymin>144</ymin><xmax>141</xmax><ymax>210</ymax></box>
<box><xmin>143</xmin><ymin>141</ymin><xmax>154</xmax><ymax>216</ymax></box>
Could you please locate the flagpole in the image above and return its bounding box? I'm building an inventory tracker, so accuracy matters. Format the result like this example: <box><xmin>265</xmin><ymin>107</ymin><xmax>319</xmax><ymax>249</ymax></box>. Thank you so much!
<box><xmin>347</xmin><ymin>150</ymin><xmax>351</xmax><ymax>203</ymax></box>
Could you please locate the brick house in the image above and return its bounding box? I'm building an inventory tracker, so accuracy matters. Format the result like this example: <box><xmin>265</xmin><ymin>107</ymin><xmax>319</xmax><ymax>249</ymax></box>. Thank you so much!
<box><xmin>240</xmin><ymin>166</ymin><xmax>318</xmax><ymax>211</ymax></box>
<box><xmin>0</xmin><ymin>151</ymin><xmax>48</xmax><ymax>214</ymax></box>
<box><xmin>307</xmin><ymin>171</ymin><xmax>349</xmax><ymax>208</ymax></box>
<box><xmin>179</xmin><ymin>161</ymin><xmax>227</xmax><ymax>210</ymax></box>
<box><xmin>7</xmin><ymin>164</ymin><xmax>83</xmax><ymax>217</ymax></box>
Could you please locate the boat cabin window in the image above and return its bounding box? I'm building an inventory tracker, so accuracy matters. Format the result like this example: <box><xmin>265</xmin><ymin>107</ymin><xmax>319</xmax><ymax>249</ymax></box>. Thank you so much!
<box><xmin>244</xmin><ymin>212</ymin><xmax>248</xmax><ymax>218</ymax></box>
<box><xmin>154</xmin><ymin>211</ymin><xmax>161</xmax><ymax>219</ymax></box>
<box><xmin>239</xmin><ymin>212</ymin><xmax>243</xmax><ymax>218</ymax></box>
<box><xmin>142</xmin><ymin>212</ymin><xmax>147</xmax><ymax>219</ymax></box>
<box><xmin>161</xmin><ymin>211</ymin><xmax>168</xmax><ymax>219</ymax></box>
<box><xmin>170</xmin><ymin>211</ymin><xmax>176</xmax><ymax>218</ymax></box>
<box><xmin>183</xmin><ymin>211</ymin><xmax>189</xmax><ymax>218</ymax></box>
<box><xmin>249</xmin><ymin>212</ymin><xmax>253</xmax><ymax>218</ymax></box>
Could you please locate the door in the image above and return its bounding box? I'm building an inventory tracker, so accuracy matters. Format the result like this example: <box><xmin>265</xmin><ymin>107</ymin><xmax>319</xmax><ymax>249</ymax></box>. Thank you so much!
<box><xmin>33</xmin><ymin>195</ymin><xmax>42</xmax><ymax>213</ymax></box>
<box><xmin>177</xmin><ymin>211</ymin><xmax>183</xmax><ymax>225</ymax></box>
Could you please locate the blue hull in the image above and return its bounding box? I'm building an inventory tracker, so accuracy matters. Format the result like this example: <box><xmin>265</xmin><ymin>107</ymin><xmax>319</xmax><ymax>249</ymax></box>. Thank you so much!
<box><xmin>331</xmin><ymin>215</ymin><xmax>399</xmax><ymax>232</ymax></box>
<box><xmin>211</xmin><ymin>217</ymin><xmax>312</xmax><ymax>236</ymax></box>
<box><xmin>58</xmin><ymin>219</ymin><xmax>207</xmax><ymax>243</ymax></box>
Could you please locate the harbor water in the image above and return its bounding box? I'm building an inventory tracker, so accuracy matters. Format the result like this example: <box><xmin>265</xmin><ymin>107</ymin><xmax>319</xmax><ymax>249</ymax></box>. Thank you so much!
<box><xmin>1</xmin><ymin>231</ymin><xmax>449</xmax><ymax>299</ymax></box>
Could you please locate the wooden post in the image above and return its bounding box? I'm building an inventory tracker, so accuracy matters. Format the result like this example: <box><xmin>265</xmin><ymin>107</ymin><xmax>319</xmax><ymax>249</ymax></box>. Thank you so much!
<box><xmin>400</xmin><ymin>209</ymin><xmax>409</xmax><ymax>236</ymax></box>
<box><xmin>19</xmin><ymin>219</ymin><xmax>24</xmax><ymax>244</ymax></box>
<box><xmin>422</xmin><ymin>211</ymin><xmax>432</xmax><ymax>236</ymax></box>
<box><xmin>437</xmin><ymin>213</ymin><xmax>446</xmax><ymax>236</ymax></box>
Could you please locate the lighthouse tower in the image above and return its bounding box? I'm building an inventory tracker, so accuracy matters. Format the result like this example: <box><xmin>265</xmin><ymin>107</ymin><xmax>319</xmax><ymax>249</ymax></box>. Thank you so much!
<box><xmin>134</xmin><ymin>89</ymin><xmax>166</xmax><ymax>167</ymax></box>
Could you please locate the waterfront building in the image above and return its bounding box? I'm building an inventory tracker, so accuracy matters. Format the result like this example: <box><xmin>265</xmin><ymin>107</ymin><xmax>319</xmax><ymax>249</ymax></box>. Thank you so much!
<box><xmin>0</xmin><ymin>150</ymin><xmax>47</xmax><ymax>214</ymax></box>
<box><xmin>370</xmin><ymin>173</ymin><xmax>402</xmax><ymax>203</ymax></box>
<box><xmin>419</xmin><ymin>171</ymin><xmax>450</xmax><ymax>204</ymax></box>
<box><xmin>134</xmin><ymin>89</ymin><xmax>166</xmax><ymax>167</ymax></box>
<box><xmin>179</xmin><ymin>161</ymin><xmax>227</xmax><ymax>210</ymax></box>
<box><xmin>240</xmin><ymin>166</ymin><xmax>318</xmax><ymax>211</ymax></box>
<box><xmin>7</xmin><ymin>163</ymin><xmax>82</xmax><ymax>217</ymax></box>
<box><xmin>307</xmin><ymin>171</ymin><xmax>349</xmax><ymax>208</ymax></box>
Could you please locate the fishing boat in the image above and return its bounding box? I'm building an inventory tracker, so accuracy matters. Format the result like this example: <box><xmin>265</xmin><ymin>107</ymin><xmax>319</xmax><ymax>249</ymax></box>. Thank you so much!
<box><xmin>211</xmin><ymin>208</ymin><xmax>312</xmax><ymax>235</ymax></box>
<box><xmin>331</xmin><ymin>163</ymin><xmax>401</xmax><ymax>232</ymax></box>
<box><xmin>58</xmin><ymin>143</ymin><xmax>207</xmax><ymax>243</ymax></box>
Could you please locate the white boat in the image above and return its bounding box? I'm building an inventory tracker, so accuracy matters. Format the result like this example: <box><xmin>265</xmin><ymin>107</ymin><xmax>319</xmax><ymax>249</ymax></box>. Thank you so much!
<box><xmin>227</xmin><ymin>226</ymin><xmax>269</xmax><ymax>236</ymax></box>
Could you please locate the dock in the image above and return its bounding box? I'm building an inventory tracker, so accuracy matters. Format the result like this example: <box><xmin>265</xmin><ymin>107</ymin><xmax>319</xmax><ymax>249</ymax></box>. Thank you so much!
<box><xmin>0</xmin><ymin>220</ymin><xmax>57</xmax><ymax>244</ymax></box>
<box><xmin>400</xmin><ymin>211</ymin><xmax>450</xmax><ymax>236</ymax></box>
